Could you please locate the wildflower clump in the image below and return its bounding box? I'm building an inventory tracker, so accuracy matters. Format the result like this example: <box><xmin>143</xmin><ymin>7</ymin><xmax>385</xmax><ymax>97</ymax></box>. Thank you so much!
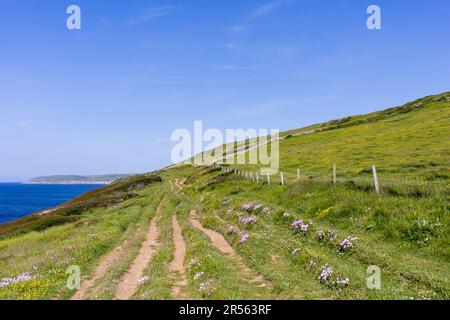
<box><xmin>316</xmin><ymin>229</ymin><xmax>325</xmax><ymax>241</ymax></box>
<box><xmin>326</xmin><ymin>229</ymin><xmax>337</xmax><ymax>242</ymax></box>
<box><xmin>194</xmin><ymin>272</ymin><xmax>204</xmax><ymax>280</ymax></box>
<box><xmin>291</xmin><ymin>219</ymin><xmax>309</xmax><ymax>235</ymax></box>
<box><xmin>240</xmin><ymin>233</ymin><xmax>250</xmax><ymax>243</ymax></box>
<box><xmin>241</xmin><ymin>203</ymin><xmax>264</xmax><ymax>213</ymax></box>
<box><xmin>239</xmin><ymin>215</ymin><xmax>258</xmax><ymax>225</ymax></box>
<box><xmin>318</xmin><ymin>265</ymin><xmax>333</xmax><ymax>282</ymax></box>
<box><xmin>0</xmin><ymin>272</ymin><xmax>36</xmax><ymax>288</ymax></box>
<box><xmin>338</xmin><ymin>236</ymin><xmax>358</xmax><ymax>254</ymax></box>
<box><xmin>198</xmin><ymin>280</ymin><xmax>215</xmax><ymax>296</ymax></box>
<box><xmin>187</xmin><ymin>258</ymin><xmax>201</xmax><ymax>271</ymax></box>
<box><xmin>333</xmin><ymin>278</ymin><xmax>350</xmax><ymax>288</ymax></box>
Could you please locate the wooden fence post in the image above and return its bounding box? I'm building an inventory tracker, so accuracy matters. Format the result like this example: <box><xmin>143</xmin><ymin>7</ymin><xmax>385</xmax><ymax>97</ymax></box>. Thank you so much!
<box><xmin>256</xmin><ymin>173</ymin><xmax>259</xmax><ymax>183</ymax></box>
<box><xmin>332</xmin><ymin>164</ymin><xmax>337</xmax><ymax>185</ymax></box>
<box><xmin>297</xmin><ymin>168</ymin><xmax>300</xmax><ymax>181</ymax></box>
<box><xmin>267</xmin><ymin>174</ymin><xmax>271</xmax><ymax>185</ymax></box>
<box><xmin>280</xmin><ymin>172</ymin><xmax>285</xmax><ymax>186</ymax></box>
<box><xmin>372</xmin><ymin>165</ymin><xmax>380</xmax><ymax>194</ymax></box>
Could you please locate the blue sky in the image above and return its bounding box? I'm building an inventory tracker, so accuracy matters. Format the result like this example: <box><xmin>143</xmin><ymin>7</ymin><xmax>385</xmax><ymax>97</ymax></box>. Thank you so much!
<box><xmin>1</xmin><ymin>0</ymin><xmax>449</xmax><ymax>181</ymax></box>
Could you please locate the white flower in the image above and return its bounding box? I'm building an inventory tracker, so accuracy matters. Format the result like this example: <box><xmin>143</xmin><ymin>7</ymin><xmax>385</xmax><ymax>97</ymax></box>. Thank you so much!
<box><xmin>194</xmin><ymin>272</ymin><xmax>204</xmax><ymax>280</ymax></box>
<box><xmin>138</xmin><ymin>276</ymin><xmax>150</xmax><ymax>285</ymax></box>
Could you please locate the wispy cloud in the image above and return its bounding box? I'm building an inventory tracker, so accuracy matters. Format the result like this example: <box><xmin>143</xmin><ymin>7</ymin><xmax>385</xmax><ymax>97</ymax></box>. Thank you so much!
<box><xmin>226</xmin><ymin>0</ymin><xmax>293</xmax><ymax>35</ymax></box>
<box><xmin>129</xmin><ymin>6</ymin><xmax>176</xmax><ymax>25</ymax></box>
<box><xmin>250</xmin><ymin>0</ymin><xmax>292</xmax><ymax>19</ymax></box>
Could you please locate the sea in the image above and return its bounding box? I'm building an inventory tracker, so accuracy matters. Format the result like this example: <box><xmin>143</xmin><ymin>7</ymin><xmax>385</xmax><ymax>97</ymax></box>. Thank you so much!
<box><xmin>0</xmin><ymin>183</ymin><xmax>105</xmax><ymax>224</ymax></box>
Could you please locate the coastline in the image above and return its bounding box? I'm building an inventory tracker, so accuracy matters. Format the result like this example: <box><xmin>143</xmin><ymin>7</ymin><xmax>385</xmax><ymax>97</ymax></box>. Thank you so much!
<box><xmin>0</xmin><ymin>183</ymin><xmax>108</xmax><ymax>225</ymax></box>
<box><xmin>23</xmin><ymin>181</ymin><xmax>111</xmax><ymax>185</ymax></box>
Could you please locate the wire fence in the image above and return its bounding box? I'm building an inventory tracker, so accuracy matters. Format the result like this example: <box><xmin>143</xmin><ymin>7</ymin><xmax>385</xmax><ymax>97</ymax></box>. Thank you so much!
<box><xmin>213</xmin><ymin>163</ymin><xmax>447</xmax><ymax>197</ymax></box>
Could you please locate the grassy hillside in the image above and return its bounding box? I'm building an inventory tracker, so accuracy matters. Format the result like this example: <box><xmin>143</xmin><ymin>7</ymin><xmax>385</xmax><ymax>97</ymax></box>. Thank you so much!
<box><xmin>0</xmin><ymin>92</ymin><xmax>448</xmax><ymax>300</ymax></box>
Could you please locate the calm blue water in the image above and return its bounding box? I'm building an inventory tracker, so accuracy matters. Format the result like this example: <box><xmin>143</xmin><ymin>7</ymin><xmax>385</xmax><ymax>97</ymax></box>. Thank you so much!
<box><xmin>0</xmin><ymin>183</ymin><xmax>105</xmax><ymax>224</ymax></box>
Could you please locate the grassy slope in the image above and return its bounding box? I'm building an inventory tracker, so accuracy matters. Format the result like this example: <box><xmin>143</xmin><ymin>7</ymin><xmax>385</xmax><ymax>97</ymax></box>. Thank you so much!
<box><xmin>0</xmin><ymin>92</ymin><xmax>448</xmax><ymax>300</ymax></box>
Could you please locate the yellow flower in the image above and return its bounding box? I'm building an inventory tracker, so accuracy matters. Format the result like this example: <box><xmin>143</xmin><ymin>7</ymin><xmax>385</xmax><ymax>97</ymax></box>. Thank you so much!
<box><xmin>318</xmin><ymin>207</ymin><xmax>334</xmax><ymax>218</ymax></box>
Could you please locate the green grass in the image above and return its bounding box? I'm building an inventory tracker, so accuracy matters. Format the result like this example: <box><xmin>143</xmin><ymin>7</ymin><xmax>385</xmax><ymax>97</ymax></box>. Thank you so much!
<box><xmin>0</xmin><ymin>205</ymin><xmax>138</xmax><ymax>299</ymax></box>
<box><xmin>181</xmin><ymin>169</ymin><xmax>449</xmax><ymax>299</ymax></box>
<box><xmin>0</xmin><ymin>183</ymin><xmax>162</xmax><ymax>300</ymax></box>
<box><xmin>132</xmin><ymin>196</ymin><xmax>175</xmax><ymax>300</ymax></box>
<box><xmin>175</xmin><ymin>196</ymin><xmax>275</xmax><ymax>300</ymax></box>
<box><xmin>81</xmin><ymin>187</ymin><xmax>165</xmax><ymax>299</ymax></box>
<box><xmin>0</xmin><ymin>92</ymin><xmax>448</xmax><ymax>299</ymax></box>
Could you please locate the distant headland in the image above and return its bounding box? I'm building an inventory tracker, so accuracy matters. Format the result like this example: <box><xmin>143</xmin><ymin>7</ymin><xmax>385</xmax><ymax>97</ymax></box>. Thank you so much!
<box><xmin>27</xmin><ymin>174</ymin><xmax>134</xmax><ymax>185</ymax></box>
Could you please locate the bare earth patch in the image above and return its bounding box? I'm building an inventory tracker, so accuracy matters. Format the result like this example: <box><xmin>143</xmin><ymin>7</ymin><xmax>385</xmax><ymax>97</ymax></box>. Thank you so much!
<box><xmin>114</xmin><ymin>199</ymin><xmax>165</xmax><ymax>300</ymax></box>
<box><xmin>71</xmin><ymin>239</ymin><xmax>131</xmax><ymax>300</ymax></box>
<box><xmin>188</xmin><ymin>210</ymin><xmax>270</xmax><ymax>289</ymax></box>
<box><xmin>168</xmin><ymin>215</ymin><xmax>188</xmax><ymax>299</ymax></box>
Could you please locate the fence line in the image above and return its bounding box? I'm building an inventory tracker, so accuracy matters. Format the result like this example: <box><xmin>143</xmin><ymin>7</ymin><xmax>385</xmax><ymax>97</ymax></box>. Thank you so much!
<box><xmin>211</xmin><ymin>162</ymin><xmax>445</xmax><ymax>196</ymax></box>
<box><xmin>210</xmin><ymin>159</ymin><xmax>446</xmax><ymax>197</ymax></box>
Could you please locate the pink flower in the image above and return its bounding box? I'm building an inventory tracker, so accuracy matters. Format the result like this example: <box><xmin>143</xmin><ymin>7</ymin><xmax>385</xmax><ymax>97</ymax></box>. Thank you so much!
<box><xmin>319</xmin><ymin>265</ymin><xmax>333</xmax><ymax>282</ymax></box>
<box><xmin>339</xmin><ymin>236</ymin><xmax>358</xmax><ymax>252</ymax></box>
<box><xmin>0</xmin><ymin>272</ymin><xmax>36</xmax><ymax>288</ymax></box>
<box><xmin>291</xmin><ymin>219</ymin><xmax>309</xmax><ymax>234</ymax></box>
<box><xmin>239</xmin><ymin>215</ymin><xmax>258</xmax><ymax>225</ymax></box>
<box><xmin>240</xmin><ymin>233</ymin><xmax>250</xmax><ymax>243</ymax></box>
